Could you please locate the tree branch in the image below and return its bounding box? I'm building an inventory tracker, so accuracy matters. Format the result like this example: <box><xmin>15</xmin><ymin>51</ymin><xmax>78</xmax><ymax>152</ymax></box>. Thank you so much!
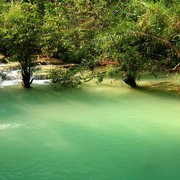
<box><xmin>169</xmin><ymin>63</ymin><xmax>180</xmax><ymax>72</ymax></box>
<box><xmin>135</xmin><ymin>31</ymin><xmax>180</xmax><ymax>58</ymax></box>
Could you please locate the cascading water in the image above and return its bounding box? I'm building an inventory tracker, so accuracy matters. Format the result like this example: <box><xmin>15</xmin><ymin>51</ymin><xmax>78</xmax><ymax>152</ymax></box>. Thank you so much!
<box><xmin>0</xmin><ymin>64</ymin><xmax>50</xmax><ymax>87</ymax></box>
<box><xmin>0</xmin><ymin>66</ymin><xmax>21</xmax><ymax>86</ymax></box>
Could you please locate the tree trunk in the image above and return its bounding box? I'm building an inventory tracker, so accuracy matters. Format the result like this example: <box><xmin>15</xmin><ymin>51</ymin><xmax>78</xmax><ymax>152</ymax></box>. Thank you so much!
<box><xmin>21</xmin><ymin>70</ymin><xmax>33</xmax><ymax>88</ymax></box>
<box><xmin>20</xmin><ymin>57</ymin><xmax>34</xmax><ymax>88</ymax></box>
<box><xmin>123</xmin><ymin>76</ymin><xmax>138</xmax><ymax>88</ymax></box>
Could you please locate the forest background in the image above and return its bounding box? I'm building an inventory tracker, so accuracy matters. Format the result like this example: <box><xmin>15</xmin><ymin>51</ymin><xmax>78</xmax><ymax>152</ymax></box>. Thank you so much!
<box><xmin>0</xmin><ymin>0</ymin><xmax>179</xmax><ymax>88</ymax></box>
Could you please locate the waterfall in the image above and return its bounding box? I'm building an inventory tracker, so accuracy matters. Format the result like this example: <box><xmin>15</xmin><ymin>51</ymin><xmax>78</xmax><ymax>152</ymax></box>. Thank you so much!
<box><xmin>0</xmin><ymin>69</ymin><xmax>21</xmax><ymax>86</ymax></box>
<box><xmin>0</xmin><ymin>65</ymin><xmax>50</xmax><ymax>87</ymax></box>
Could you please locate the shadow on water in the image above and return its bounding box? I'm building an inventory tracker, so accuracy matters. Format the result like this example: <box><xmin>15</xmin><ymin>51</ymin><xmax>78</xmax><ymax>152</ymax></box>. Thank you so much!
<box><xmin>136</xmin><ymin>81</ymin><xmax>180</xmax><ymax>100</ymax></box>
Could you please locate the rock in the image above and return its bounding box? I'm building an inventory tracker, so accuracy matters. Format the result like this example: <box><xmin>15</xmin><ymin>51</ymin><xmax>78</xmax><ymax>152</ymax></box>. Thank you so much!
<box><xmin>0</xmin><ymin>70</ymin><xmax>8</xmax><ymax>80</ymax></box>
<box><xmin>0</xmin><ymin>55</ymin><xmax>9</xmax><ymax>64</ymax></box>
<box><xmin>36</xmin><ymin>55</ymin><xmax>63</xmax><ymax>65</ymax></box>
<box><xmin>99</xmin><ymin>60</ymin><xmax>119</xmax><ymax>66</ymax></box>
<box><xmin>61</xmin><ymin>64</ymin><xmax>79</xmax><ymax>69</ymax></box>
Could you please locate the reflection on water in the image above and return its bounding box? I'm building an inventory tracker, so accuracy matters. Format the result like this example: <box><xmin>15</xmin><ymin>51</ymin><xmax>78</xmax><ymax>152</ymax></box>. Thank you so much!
<box><xmin>0</xmin><ymin>78</ymin><xmax>179</xmax><ymax>180</ymax></box>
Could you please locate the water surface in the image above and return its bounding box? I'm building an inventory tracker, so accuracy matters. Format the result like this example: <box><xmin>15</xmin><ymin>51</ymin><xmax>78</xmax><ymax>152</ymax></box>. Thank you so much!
<box><xmin>0</xmin><ymin>81</ymin><xmax>180</xmax><ymax>180</ymax></box>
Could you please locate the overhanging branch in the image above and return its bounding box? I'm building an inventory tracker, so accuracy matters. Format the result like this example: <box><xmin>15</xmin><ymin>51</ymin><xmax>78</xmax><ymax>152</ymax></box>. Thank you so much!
<box><xmin>135</xmin><ymin>31</ymin><xmax>180</xmax><ymax>58</ymax></box>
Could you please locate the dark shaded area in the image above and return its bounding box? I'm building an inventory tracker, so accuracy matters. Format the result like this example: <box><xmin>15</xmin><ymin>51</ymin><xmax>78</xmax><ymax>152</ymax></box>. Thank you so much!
<box><xmin>123</xmin><ymin>76</ymin><xmax>138</xmax><ymax>88</ymax></box>
<box><xmin>136</xmin><ymin>82</ymin><xmax>180</xmax><ymax>99</ymax></box>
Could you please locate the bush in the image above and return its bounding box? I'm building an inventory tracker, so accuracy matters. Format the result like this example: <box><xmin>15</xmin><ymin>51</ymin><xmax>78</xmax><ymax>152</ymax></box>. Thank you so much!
<box><xmin>50</xmin><ymin>68</ymin><xmax>82</xmax><ymax>88</ymax></box>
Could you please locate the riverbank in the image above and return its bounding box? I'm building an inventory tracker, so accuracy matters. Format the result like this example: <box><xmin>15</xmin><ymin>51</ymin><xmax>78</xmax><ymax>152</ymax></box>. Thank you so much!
<box><xmin>138</xmin><ymin>73</ymin><xmax>180</xmax><ymax>95</ymax></box>
<box><xmin>0</xmin><ymin>62</ymin><xmax>19</xmax><ymax>70</ymax></box>
<box><xmin>0</xmin><ymin>60</ymin><xmax>179</xmax><ymax>95</ymax></box>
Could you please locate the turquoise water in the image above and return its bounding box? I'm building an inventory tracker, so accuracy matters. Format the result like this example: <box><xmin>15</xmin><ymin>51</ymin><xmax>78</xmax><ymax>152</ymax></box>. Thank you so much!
<box><xmin>0</xmin><ymin>81</ymin><xmax>180</xmax><ymax>180</ymax></box>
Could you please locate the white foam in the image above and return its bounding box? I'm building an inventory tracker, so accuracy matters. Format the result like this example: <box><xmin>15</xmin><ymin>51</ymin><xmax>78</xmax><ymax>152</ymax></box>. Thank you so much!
<box><xmin>0</xmin><ymin>79</ymin><xmax>50</xmax><ymax>87</ymax></box>
<box><xmin>33</xmin><ymin>79</ymin><xmax>50</xmax><ymax>85</ymax></box>
<box><xmin>0</xmin><ymin>123</ymin><xmax>23</xmax><ymax>130</ymax></box>
<box><xmin>0</xmin><ymin>80</ymin><xmax>21</xmax><ymax>86</ymax></box>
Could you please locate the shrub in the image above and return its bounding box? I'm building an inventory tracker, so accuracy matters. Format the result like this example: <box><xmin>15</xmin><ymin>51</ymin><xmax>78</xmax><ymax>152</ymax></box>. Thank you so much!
<box><xmin>50</xmin><ymin>68</ymin><xmax>82</xmax><ymax>88</ymax></box>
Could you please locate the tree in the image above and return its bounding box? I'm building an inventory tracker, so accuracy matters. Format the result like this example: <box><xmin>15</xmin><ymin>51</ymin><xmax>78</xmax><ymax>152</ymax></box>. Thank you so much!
<box><xmin>41</xmin><ymin>0</ymin><xmax>111</xmax><ymax>65</ymax></box>
<box><xmin>93</xmin><ymin>0</ymin><xmax>179</xmax><ymax>87</ymax></box>
<box><xmin>135</xmin><ymin>0</ymin><xmax>180</xmax><ymax>70</ymax></box>
<box><xmin>0</xmin><ymin>2</ymin><xmax>41</xmax><ymax>88</ymax></box>
<box><xmin>0</xmin><ymin>0</ymin><xmax>179</xmax><ymax>89</ymax></box>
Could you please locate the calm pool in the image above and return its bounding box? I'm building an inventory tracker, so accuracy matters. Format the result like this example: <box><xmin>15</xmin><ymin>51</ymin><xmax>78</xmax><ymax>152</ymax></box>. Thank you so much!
<box><xmin>0</xmin><ymin>80</ymin><xmax>180</xmax><ymax>180</ymax></box>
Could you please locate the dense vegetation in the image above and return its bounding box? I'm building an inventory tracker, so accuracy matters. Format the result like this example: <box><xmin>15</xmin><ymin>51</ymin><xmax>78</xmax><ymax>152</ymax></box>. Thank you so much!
<box><xmin>0</xmin><ymin>0</ymin><xmax>179</xmax><ymax>88</ymax></box>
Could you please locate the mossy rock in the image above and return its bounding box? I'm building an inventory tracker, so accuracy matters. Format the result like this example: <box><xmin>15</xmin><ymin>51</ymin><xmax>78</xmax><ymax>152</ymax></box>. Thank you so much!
<box><xmin>0</xmin><ymin>55</ymin><xmax>9</xmax><ymax>64</ymax></box>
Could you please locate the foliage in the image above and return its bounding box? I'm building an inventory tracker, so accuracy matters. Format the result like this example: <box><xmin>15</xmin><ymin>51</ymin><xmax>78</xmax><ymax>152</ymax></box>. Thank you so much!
<box><xmin>105</xmin><ymin>65</ymin><xmax>121</xmax><ymax>78</ymax></box>
<box><xmin>0</xmin><ymin>0</ymin><xmax>179</xmax><ymax>88</ymax></box>
<box><xmin>92</xmin><ymin>0</ymin><xmax>179</xmax><ymax>87</ymax></box>
<box><xmin>136</xmin><ymin>0</ymin><xmax>180</xmax><ymax>69</ymax></box>
<box><xmin>0</xmin><ymin>2</ymin><xmax>41</xmax><ymax>87</ymax></box>
<box><xmin>50</xmin><ymin>67</ymin><xmax>82</xmax><ymax>88</ymax></box>
<box><xmin>41</xmin><ymin>0</ymin><xmax>105</xmax><ymax>64</ymax></box>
